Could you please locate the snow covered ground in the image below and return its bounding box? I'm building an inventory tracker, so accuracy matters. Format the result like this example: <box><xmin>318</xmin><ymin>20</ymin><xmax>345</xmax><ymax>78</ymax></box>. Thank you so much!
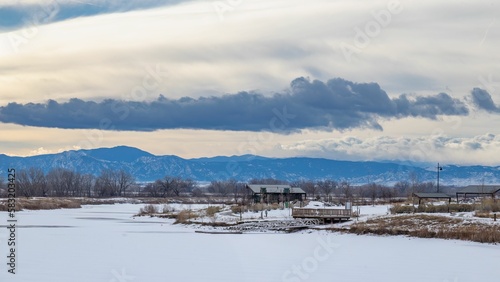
<box><xmin>1</xmin><ymin>203</ymin><xmax>499</xmax><ymax>282</ymax></box>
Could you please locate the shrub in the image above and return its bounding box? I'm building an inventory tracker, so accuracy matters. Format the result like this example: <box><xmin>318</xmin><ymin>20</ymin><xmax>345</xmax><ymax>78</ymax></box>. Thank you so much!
<box><xmin>477</xmin><ymin>199</ymin><xmax>500</xmax><ymax>213</ymax></box>
<box><xmin>346</xmin><ymin>214</ymin><xmax>500</xmax><ymax>244</ymax></box>
<box><xmin>251</xmin><ymin>203</ymin><xmax>265</xmax><ymax>212</ymax></box>
<box><xmin>474</xmin><ymin>211</ymin><xmax>492</xmax><ymax>218</ymax></box>
<box><xmin>139</xmin><ymin>204</ymin><xmax>159</xmax><ymax>215</ymax></box>
<box><xmin>206</xmin><ymin>206</ymin><xmax>221</xmax><ymax>217</ymax></box>
<box><xmin>269</xmin><ymin>203</ymin><xmax>280</xmax><ymax>210</ymax></box>
<box><xmin>0</xmin><ymin>200</ymin><xmax>23</xmax><ymax>211</ymax></box>
<box><xmin>231</xmin><ymin>205</ymin><xmax>246</xmax><ymax>214</ymax></box>
<box><xmin>4</xmin><ymin>198</ymin><xmax>82</xmax><ymax>211</ymax></box>
<box><xmin>175</xmin><ymin>210</ymin><xmax>197</xmax><ymax>224</ymax></box>
<box><xmin>390</xmin><ymin>204</ymin><xmax>415</xmax><ymax>214</ymax></box>
<box><xmin>162</xmin><ymin>204</ymin><xmax>175</xmax><ymax>213</ymax></box>
<box><xmin>390</xmin><ymin>203</ymin><xmax>476</xmax><ymax>214</ymax></box>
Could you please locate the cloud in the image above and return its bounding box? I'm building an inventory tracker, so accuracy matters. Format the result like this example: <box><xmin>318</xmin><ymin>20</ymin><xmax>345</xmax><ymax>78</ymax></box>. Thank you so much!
<box><xmin>0</xmin><ymin>0</ymin><xmax>180</xmax><ymax>31</ymax></box>
<box><xmin>0</xmin><ymin>77</ymin><xmax>470</xmax><ymax>132</ymax></box>
<box><xmin>279</xmin><ymin>133</ymin><xmax>500</xmax><ymax>165</ymax></box>
<box><xmin>470</xmin><ymin>88</ymin><xmax>500</xmax><ymax>113</ymax></box>
<box><xmin>1</xmin><ymin>0</ymin><xmax>499</xmax><ymax>105</ymax></box>
<box><xmin>393</xmin><ymin>92</ymin><xmax>469</xmax><ymax>118</ymax></box>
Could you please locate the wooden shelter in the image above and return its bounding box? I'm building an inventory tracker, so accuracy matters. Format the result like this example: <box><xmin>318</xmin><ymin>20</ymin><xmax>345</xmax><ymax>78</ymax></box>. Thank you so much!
<box><xmin>246</xmin><ymin>184</ymin><xmax>306</xmax><ymax>203</ymax></box>
<box><xmin>412</xmin><ymin>193</ymin><xmax>452</xmax><ymax>205</ymax></box>
<box><xmin>456</xmin><ymin>185</ymin><xmax>500</xmax><ymax>202</ymax></box>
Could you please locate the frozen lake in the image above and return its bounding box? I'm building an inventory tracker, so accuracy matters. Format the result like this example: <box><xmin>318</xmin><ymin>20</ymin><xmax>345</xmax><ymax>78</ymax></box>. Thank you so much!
<box><xmin>1</xmin><ymin>204</ymin><xmax>499</xmax><ymax>282</ymax></box>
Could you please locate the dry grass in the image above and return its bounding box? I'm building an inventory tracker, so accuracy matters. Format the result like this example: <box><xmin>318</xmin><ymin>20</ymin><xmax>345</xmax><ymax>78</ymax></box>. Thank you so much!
<box><xmin>0</xmin><ymin>198</ymin><xmax>82</xmax><ymax>211</ymax></box>
<box><xmin>138</xmin><ymin>197</ymin><xmax>234</xmax><ymax>205</ymax></box>
<box><xmin>391</xmin><ymin>203</ymin><xmax>476</xmax><ymax>214</ymax></box>
<box><xmin>0</xmin><ymin>197</ymin><xmax>145</xmax><ymax>211</ymax></box>
<box><xmin>137</xmin><ymin>204</ymin><xmax>159</xmax><ymax>215</ymax></box>
<box><xmin>474</xmin><ymin>211</ymin><xmax>499</xmax><ymax>219</ymax></box>
<box><xmin>162</xmin><ymin>204</ymin><xmax>176</xmax><ymax>213</ymax></box>
<box><xmin>391</xmin><ymin>199</ymin><xmax>500</xmax><ymax>215</ymax></box>
<box><xmin>389</xmin><ymin>204</ymin><xmax>415</xmax><ymax>214</ymax></box>
<box><xmin>251</xmin><ymin>203</ymin><xmax>265</xmax><ymax>212</ymax></box>
<box><xmin>175</xmin><ymin>210</ymin><xmax>198</xmax><ymax>224</ymax></box>
<box><xmin>79</xmin><ymin>198</ymin><xmax>138</xmax><ymax>205</ymax></box>
<box><xmin>136</xmin><ymin>204</ymin><xmax>179</xmax><ymax>217</ymax></box>
<box><xmin>206</xmin><ymin>206</ymin><xmax>221</xmax><ymax>217</ymax></box>
<box><xmin>247</xmin><ymin>203</ymin><xmax>282</xmax><ymax>212</ymax></box>
<box><xmin>231</xmin><ymin>205</ymin><xmax>247</xmax><ymax>213</ymax></box>
<box><xmin>339</xmin><ymin>214</ymin><xmax>500</xmax><ymax>244</ymax></box>
<box><xmin>476</xmin><ymin>199</ymin><xmax>500</xmax><ymax>212</ymax></box>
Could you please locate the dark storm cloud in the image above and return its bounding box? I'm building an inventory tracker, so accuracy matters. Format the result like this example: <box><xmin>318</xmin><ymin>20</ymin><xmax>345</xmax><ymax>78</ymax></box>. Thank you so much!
<box><xmin>393</xmin><ymin>92</ymin><xmax>469</xmax><ymax>118</ymax></box>
<box><xmin>0</xmin><ymin>77</ymin><xmax>471</xmax><ymax>132</ymax></box>
<box><xmin>470</xmin><ymin>88</ymin><xmax>500</xmax><ymax>113</ymax></box>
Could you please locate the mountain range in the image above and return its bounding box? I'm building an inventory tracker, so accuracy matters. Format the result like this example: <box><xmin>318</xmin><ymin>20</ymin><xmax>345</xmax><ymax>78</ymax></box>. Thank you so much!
<box><xmin>1</xmin><ymin>146</ymin><xmax>499</xmax><ymax>186</ymax></box>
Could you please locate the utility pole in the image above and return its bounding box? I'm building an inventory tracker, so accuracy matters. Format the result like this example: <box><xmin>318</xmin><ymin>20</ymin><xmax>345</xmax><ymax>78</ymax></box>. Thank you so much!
<box><xmin>437</xmin><ymin>163</ymin><xmax>443</xmax><ymax>193</ymax></box>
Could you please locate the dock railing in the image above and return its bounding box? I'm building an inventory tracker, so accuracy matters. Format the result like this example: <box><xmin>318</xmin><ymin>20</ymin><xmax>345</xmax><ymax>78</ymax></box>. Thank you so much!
<box><xmin>292</xmin><ymin>208</ymin><xmax>351</xmax><ymax>218</ymax></box>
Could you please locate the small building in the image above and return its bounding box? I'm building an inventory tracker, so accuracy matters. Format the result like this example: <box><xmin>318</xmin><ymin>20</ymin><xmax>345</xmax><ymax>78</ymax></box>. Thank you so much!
<box><xmin>412</xmin><ymin>192</ymin><xmax>452</xmax><ymax>205</ymax></box>
<box><xmin>456</xmin><ymin>185</ymin><xmax>500</xmax><ymax>201</ymax></box>
<box><xmin>246</xmin><ymin>184</ymin><xmax>306</xmax><ymax>203</ymax></box>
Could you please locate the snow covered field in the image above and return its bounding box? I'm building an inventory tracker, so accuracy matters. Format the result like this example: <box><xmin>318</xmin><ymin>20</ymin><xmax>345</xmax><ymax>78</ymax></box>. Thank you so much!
<box><xmin>1</xmin><ymin>203</ymin><xmax>499</xmax><ymax>282</ymax></box>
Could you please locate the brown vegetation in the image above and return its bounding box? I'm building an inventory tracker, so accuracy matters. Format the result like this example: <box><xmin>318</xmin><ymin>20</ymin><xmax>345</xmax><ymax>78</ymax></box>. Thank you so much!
<box><xmin>335</xmin><ymin>214</ymin><xmax>500</xmax><ymax>244</ymax></box>
<box><xmin>175</xmin><ymin>210</ymin><xmax>198</xmax><ymax>224</ymax></box>
<box><xmin>0</xmin><ymin>198</ymin><xmax>82</xmax><ymax>211</ymax></box>
<box><xmin>205</xmin><ymin>206</ymin><xmax>221</xmax><ymax>217</ymax></box>
<box><xmin>138</xmin><ymin>204</ymin><xmax>159</xmax><ymax>215</ymax></box>
<box><xmin>230</xmin><ymin>205</ymin><xmax>247</xmax><ymax>213</ymax></box>
<box><xmin>390</xmin><ymin>203</ymin><xmax>476</xmax><ymax>214</ymax></box>
<box><xmin>391</xmin><ymin>199</ymin><xmax>500</xmax><ymax>214</ymax></box>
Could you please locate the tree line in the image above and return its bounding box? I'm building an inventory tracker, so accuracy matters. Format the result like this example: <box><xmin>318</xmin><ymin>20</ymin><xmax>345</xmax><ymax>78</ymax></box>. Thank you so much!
<box><xmin>247</xmin><ymin>178</ymin><xmax>442</xmax><ymax>203</ymax></box>
<box><xmin>0</xmin><ymin>167</ymin><xmax>445</xmax><ymax>200</ymax></box>
<box><xmin>0</xmin><ymin>167</ymin><xmax>134</xmax><ymax>198</ymax></box>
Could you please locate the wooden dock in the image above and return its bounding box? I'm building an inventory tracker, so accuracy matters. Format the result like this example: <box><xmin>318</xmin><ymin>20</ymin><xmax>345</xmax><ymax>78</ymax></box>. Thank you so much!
<box><xmin>292</xmin><ymin>208</ymin><xmax>351</xmax><ymax>223</ymax></box>
<box><xmin>195</xmin><ymin>230</ymin><xmax>242</xmax><ymax>234</ymax></box>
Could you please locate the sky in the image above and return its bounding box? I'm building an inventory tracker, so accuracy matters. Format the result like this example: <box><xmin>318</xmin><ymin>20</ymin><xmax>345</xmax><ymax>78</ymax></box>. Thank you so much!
<box><xmin>1</xmin><ymin>0</ymin><xmax>500</xmax><ymax>165</ymax></box>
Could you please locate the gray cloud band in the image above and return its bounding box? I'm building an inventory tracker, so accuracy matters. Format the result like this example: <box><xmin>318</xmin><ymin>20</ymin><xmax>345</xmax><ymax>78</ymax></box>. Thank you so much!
<box><xmin>0</xmin><ymin>77</ymin><xmax>491</xmax><ymax>132</ymax></box>
<box><xmin>470</xmin><ymin>88</ymin><xmax>500</xmax><ymax>113</ymax></box>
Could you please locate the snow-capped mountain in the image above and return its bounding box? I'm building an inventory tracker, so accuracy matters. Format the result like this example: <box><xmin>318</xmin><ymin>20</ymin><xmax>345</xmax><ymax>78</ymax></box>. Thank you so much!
<box><xmin>1</xmin><ymin>146</ymin><xmax>499</xmax><ymax>185</ymax></box>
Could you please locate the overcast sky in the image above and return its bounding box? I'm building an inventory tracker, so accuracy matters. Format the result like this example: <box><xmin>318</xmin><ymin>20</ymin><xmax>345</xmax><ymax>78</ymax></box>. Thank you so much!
<box><xmin>1</xmin><ymin>0</ymin><xmax>500</xmax><ymax>165</ymax></box>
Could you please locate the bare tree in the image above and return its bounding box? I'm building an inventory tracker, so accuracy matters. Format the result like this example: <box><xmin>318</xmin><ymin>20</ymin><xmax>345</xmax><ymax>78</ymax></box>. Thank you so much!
<box><xmin>47</xmin><ymin>168</ymin><xmax>78</xmax><ymax>197</ymax></box>
<box><xmin>117</xmin><ymin>170</ymin><xmax>135</xmax><ymax>197</ymax></box>
<box><xmin>208</xmin><ymin>180</ymin><xmax>231</xmax><ymax>197</ymax></box>
<box><xmin>366</xmin><ymin>183</ymin><xmax>380</xmax><ymax>206</ymax></box>
<box><xmin>81</xmin><ymin>174</ymin><xmax>95</xmax><ymax>197</ymax></box>
<box><xmin>415</xmin><ymin>181</ymin><xmax>435</xmax><ymax>193</ymax></box>
<box><xmin>339</xmin><ymin>181</ymin><xmax>352</xmax><ymax>202</ymax></box>
<box><xmin>156</xmin><ymin>176</ymin><xmax>179</xmax><ymax>197</ymax></box>
<box><xmin>409</xmin><ymin>171</ymin><xmax>419</xmax><ymax>195</ymax></box>
<box><xmin>380</xmin><ymin>185</ymin><xmax>396</xmax><ymax>202</ymax></box>
<box><xmin>71</xmin><ymin>172</ymin><xmax>85</xmax><ymax>197</ymax></box>
<box><xmin>173</xmin><ymin>178</ymin><xmax>194</xmax><ymax>197</ymax></box>
<box><xmin>316</xmin><ymin>180</ymin><xmax>337</xmax><ymax>201</ymax></box>
<box><xmin>191</xmin><ymin>187</ymin><xmax>204</xmax><ymax>197</ymax></box>
<box><xmin>394</xmin><ymin>181</ymin><xmax>410</xmax><ymax>197</ymax></box>
<box><xmin>249</xmin><ymin>178</ymin><xmax>287</xmax><ymax>185</ymax></box>
<box><xmin>144</xmin><ymin>182</ymin><xmax>162</xmax><ymax>197</ymax></box>
<box><xmin>94</xmin><ymin>169</ymin><xmax>116</xmax><ymax>197</ymax></box>
<box><xmin>16</xmin><ymin>168</ymin><xmax>47</xmax><ymax>197</ymax></box>
<box><xmin>93</xmin><ymin>169</ymin><xmax>135</xmax><ymax>197</ymax></box>
<box><xmin>230</xmin><ymin>180</ymin><xmax>246</xmax><ymax>203</ymax></box>
<box><xmin>0</xmin><ymin>175</ymin><xmax>5</xmax><ymax>197</ymax></box>
<box><xmin>292</xmin><ymin>180</ymin><xmax>317</xmax><ymax>199</ymax></box>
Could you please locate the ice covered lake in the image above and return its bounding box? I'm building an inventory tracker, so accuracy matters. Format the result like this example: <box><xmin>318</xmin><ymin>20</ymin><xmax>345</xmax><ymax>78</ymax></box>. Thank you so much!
<box><xmin>1</xmin><ymin>203</ymin><xmax>499</xmax><ymax>282</ymax></box>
